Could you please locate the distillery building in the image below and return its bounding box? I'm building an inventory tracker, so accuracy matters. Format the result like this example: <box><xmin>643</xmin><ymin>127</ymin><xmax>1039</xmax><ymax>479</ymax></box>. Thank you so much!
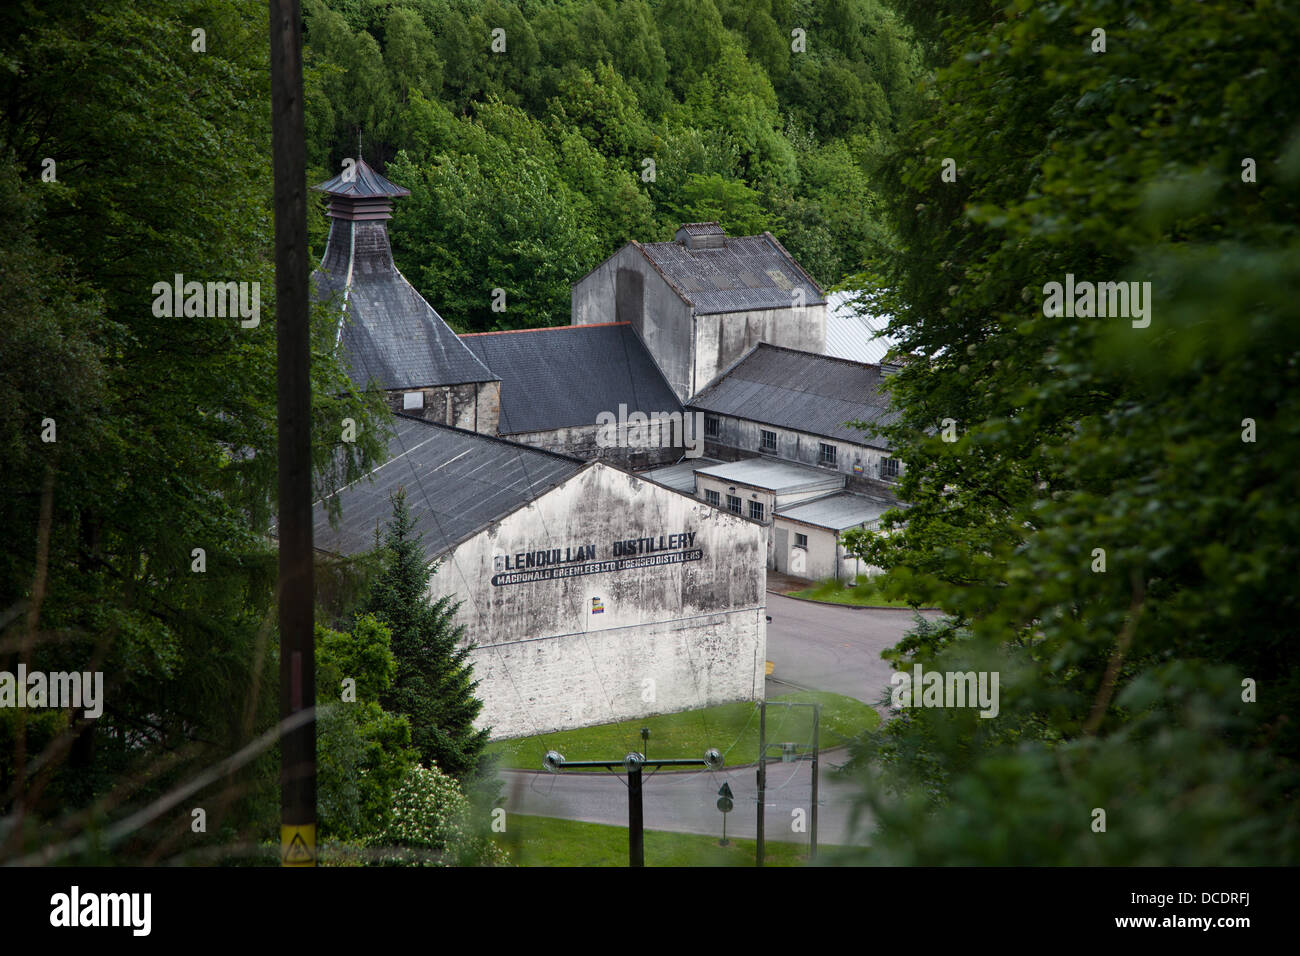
<box><xmin>313</xmin><ymin>415</ymin><xmax>767</xmax><ymax>740</ymax></box>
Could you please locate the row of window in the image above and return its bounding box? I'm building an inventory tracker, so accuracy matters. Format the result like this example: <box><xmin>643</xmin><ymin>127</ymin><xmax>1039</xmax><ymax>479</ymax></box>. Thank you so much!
<box><xmin>703</xmin><ymin>489</ymin><xmax>764</xmax><ymax>521</ymax></box>
<box><xmin>706</xmin><ymin>416</ymin><xmax>899</xmax><ymax>479</ymax></box>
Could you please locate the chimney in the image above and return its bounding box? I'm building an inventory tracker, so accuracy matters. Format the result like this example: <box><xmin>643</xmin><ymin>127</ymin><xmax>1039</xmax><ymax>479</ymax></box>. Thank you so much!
<box><xmin>312</xmin><ymin>157</ymin><xmax>411</xmax><ymax>277</ymax></box>
<box><xmin>675</xmin><ymin>221</ymin><xmax>726</xmax><ymax>251</ymax></box>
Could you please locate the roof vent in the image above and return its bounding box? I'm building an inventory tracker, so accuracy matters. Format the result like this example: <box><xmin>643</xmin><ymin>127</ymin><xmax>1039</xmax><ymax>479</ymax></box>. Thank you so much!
<box><xmin>675</xmin><ymin>222</ymin><xmax>726</xmax><ymax>250</ymax></box>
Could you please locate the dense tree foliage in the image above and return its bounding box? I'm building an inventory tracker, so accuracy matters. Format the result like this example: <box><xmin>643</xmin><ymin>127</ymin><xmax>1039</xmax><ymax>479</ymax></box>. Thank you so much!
<box><xmin>0</xmin><ymin>0</ymin><xmax>388</xmax><ymax>862</ymax></box>
<box><xmin>840</xmin><ymin>0</ymin><xmax>1300</xmax><ymax>863</ymax></box>
<box><xmin>315</xmin><ymin>614</ymin><xmax>416</xmax><ymax>842</ymax></box>
<box><xmin>301</xmin><ymin>0</ymin><xmax>922</xmax><ymax>330</ymax></box>
<box><xmin>363</xmin><ymin>490</ymin><xmax>490</xmax><ymax>783</ymax></box>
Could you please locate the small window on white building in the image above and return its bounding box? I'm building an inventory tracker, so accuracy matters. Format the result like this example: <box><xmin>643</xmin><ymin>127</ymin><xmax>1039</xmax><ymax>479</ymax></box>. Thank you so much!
<box><xmin>795</xmin><ymin>533</ymin><xmax>808</xmax><ymax>548</ymax></box>
<box><xmin>402</xmin><ymin>391</ymin><xmax>424</xmax><ymax>411</ymax></box>
<box><xmin>705</xmin><ymin>415</ymin><xmax>720</xmax><ymax>438</ymax></box>
<box><xmin>748</xmin><ymin>500</ymin><xmax>764</xmax><ymax>521</ymax></box>
<box><xmin>705</xmin><ymin>489</ymin><xmax>720</xmax><ymax>507</ymax></box>
<box><xmin>761</xmin><ymin>429</ymin><xmax>777</xmax><ymax>452</ymax></box>
<box><xmin>881</xmin><ymin>456</ymin><xmax>900</xmax><ymax>481</ymax></box>
<box><xmin>819</xmin><ymin>442</ymin><xmax>837</xmax><ymax>466</ymax></box>
<box><xmin>727</xmin><ymin>494</ymin><xmax>742</xmax><ymax>515</ymax></box>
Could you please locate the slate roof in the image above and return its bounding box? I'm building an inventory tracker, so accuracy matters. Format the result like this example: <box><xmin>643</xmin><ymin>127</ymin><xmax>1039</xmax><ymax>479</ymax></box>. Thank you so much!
<box><xmin>462</xmin><ymin>323</ymin><xmax>682</xmax><ymax>435</ymax></box>
<box><xmin>311</xmin><ymin>165</ymin><xmax>496</xmax><ymax>392</ymax></box>
<box><xmin>313</xmin><ymin>415</ymin><xmax>583</xmax><ymax>562</ymax></box>
<box><xmin>694</xmin><ymin>458</ymin><xmax>845</xmax><ymax>496</ymax></box>
<box><xmin>774</xmin><ymin>491</ymin><xmax>896</xmax><ymax>531</ymax></box>
<box><xmin>689</xmin><ymin>344</ymin><xmax>897</xmax><ymax>450</ymax></box>
<box><xmin>313</xmin><ymin>157</ymin><xmax>410</xmax><ymax>199</ymax></box>
<box><xmin>633</xmin><ymin>230</ymin><xmax>826</xmax><ymax>315</ymax></box>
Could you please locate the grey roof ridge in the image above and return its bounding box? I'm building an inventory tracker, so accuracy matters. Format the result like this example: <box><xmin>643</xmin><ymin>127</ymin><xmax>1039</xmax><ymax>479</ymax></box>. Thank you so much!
<box><xmin>739</xmin><ymin>340</ymin><xmax>885</xmax><ymax>373</ymax></box>
<box><xmin>761</xmin><ymin>231</ymin><xmax>826</xmax><ymax>298</ymax></box>
<box><xmin>391</xmin><ymin>412</ymin><xmax>584</xmax><ymax>464</ymax></box>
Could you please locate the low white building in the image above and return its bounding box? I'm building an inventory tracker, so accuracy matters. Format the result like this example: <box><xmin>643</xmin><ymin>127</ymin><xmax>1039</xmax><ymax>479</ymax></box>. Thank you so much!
<box><xmin>771</xmin><ymin>492</ymin><xmax>892</xmax><ymax>582</ymax></box>
<box><xmin>645</xmin><ymin>455</ymin><xmax>897</xmax><ymax>582</ymax></box>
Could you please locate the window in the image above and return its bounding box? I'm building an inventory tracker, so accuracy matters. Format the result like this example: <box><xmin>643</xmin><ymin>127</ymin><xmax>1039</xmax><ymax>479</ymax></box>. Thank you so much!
<box><xmin>402</xmin><ymin>390</ymin><xmax>424</xmax><ymax>410</ymax></box>
<box><xmin>705</xmin><ymin>489</ymin><xmax>720</xmax><ymax>507</ymax></box>
<box><xmin>705</xmin><ymin>416</ymin><xmax>720</xmax><ymax>438</ymax></box>
<box><xmin>819</xmin><ymin>442</ymin><xmax>837</xmax><ymax>466</ymax></box>
<box><xmin>748</xmin><ymin>500</ymin><xmax>764</xmax><ymax>521</ymax></box>
<box><xmin>795</xmin><ymin>533</ymin><xmax>808</xmax><ymax>548</ymax></box>
<box><xmin>761</xmin><ymin>429</ymin><xmax>777</xmax><ymax>452</ymax></box>
<box><xmin>727</xmin><ymin>494</ymin><xmax>742</xmax><ymax>515</ymax></box>
<box><xmin>881</xmin><ymin>457</ymin><xmax>900</xmax><ymax>481</ymax></box>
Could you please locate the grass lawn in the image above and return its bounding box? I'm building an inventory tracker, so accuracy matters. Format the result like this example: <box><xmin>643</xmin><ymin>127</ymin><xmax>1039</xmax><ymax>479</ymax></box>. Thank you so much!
<box><xmin>487</xmin><ymin>690</ymin><xmax>879</xmax><ymax>772</ymax></box>
<box><xmin>494</xmin><ymin>813</ymin><xmax>835</xmax><ymax>866</ymax></box>
<box><xmin>788</xmin><ymin>576</ymin><xmax>925</xmax><ymax>609</ymax></box>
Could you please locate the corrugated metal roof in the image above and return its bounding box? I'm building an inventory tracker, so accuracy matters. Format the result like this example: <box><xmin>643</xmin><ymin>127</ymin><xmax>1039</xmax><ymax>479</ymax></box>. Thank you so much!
<box><xmin>462</xmin><ymin>324</ymin><xmax>682</xmax><ymax>435</ymax></box>
<box><xmin>689</xmin><ymin>344</ymin><xmax>897</xmax><ymax>449</ymax></box>
<box><xmin>695</xmin><ymin>457</ymin><xmax>844</xmax><ymax>494</ymax></box>
<box><xmin>825</xmin><ymin>290</ymin><xmax>896</xmax><ymax>365</ymax></box>
<box><xmin>313</xmin><ymin>416</ymin><xmax>583</xmax><ymax>561</ymax></box>
<box><xmin>775</xmin><ymin>491</ymin><xmax>895</xmax><ymax>531</ymax></box>
<box><xmin>637</xmin><ymin>232</ymin><xmax>825</xmax><ymax>315</ymax></box>
<box><xmin>313</xmin><ymin>220</ymin><xmax>498</xmax><ymax>391</ymax></box>
<box><xmin>641</xmin><ymin>458</ymin><xmax>723</xmax><ymax>495</ymax></box>
<box><xmin>679</xmin><ymin>222</ymin><xmax>725</xmax><ymax>236</ymax></box>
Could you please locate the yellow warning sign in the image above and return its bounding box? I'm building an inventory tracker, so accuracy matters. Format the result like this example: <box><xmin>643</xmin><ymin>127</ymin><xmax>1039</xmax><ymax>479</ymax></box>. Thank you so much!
<box><xmin>281</xmin><ymin>824</ymin><xmax>316</xmax><ymax>867</ymax></box>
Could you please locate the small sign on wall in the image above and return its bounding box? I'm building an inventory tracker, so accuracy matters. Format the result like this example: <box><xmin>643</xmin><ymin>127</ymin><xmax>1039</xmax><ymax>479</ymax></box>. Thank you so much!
<box><xmin>591</xmin><ymin>597</ymin><xmax>605</xmax><ymax>615</ymax></box>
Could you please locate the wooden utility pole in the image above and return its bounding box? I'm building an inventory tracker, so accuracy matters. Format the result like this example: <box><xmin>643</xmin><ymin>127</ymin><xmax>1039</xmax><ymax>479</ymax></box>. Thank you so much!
<box><xmin>269</xmin><ymin>0</ymin><xmax>316</xmax><ymax>867</ymax></box>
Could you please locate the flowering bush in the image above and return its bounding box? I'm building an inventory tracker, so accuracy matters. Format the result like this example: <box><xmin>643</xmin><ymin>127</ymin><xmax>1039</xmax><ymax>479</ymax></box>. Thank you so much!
<box><xmin>369</xmin><ymin>763</ymin><xmax>509</xmax><ymax>866</ymax></box>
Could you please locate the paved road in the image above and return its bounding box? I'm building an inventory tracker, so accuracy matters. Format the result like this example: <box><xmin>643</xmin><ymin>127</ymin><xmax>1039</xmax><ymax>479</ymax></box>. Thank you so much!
<box><xmin>764</xmin><ymin>592</ymin><xmax>941</xmax><ymax>713</ymax></box>
<box><xmin>497</xmin><ymin>594</ymin><xmax>944</xmax><ymax>845</ymax></box>
<box><xmin>500</xmin><ymin>751</ymin><xmax>872</xmax><ymax>847</ymax></box>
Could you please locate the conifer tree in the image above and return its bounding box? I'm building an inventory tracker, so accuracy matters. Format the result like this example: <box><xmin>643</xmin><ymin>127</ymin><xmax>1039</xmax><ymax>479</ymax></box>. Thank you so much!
<box><xmin>363</xmin><ymin>487</ymin><xmax>489</xmax><ymax>782</ymax></box>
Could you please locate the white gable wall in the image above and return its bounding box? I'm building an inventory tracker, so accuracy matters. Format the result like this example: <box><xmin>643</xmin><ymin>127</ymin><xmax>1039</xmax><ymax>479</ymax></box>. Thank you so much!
<box><xmin>425</xmin><ymin>462</ymin><xmax>767</xmax><ymax>739</ymax></box>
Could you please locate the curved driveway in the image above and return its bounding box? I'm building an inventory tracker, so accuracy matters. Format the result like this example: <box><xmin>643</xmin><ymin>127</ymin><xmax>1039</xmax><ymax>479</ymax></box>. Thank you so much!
<box><xmin>764</xmin><ymin>592</ymin><xmax>942</xmax><ymax>712</ymax></box>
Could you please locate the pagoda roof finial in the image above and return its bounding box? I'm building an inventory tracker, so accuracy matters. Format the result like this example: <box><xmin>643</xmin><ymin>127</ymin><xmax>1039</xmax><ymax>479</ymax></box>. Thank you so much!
<box><xmin>312</xmin><ymin>156</ymin><xmax>410</xmax><ymax>200</ymax></box>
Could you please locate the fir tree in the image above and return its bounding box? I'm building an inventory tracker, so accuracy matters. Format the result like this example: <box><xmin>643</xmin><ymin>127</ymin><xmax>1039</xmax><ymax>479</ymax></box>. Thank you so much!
<box><xmin>363</xmin><ymin>487</ymin><xmax>489</xmax><ymax>781</ymax></box>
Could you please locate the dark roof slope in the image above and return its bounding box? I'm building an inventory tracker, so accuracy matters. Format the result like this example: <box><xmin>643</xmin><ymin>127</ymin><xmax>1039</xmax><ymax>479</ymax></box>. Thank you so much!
<box><xmin>313</xmin><ymin>157</ymin><xmax>410</xmax><ymax>199</ymax></box>
<box><xmin>312</xmin><ymin>220</ymin><xmax>497</xmax><ymax>391</ymax></box>
<box><xmin>635</xmin><ymin>230</ymin><xmax>825</xmax><ymax>315</ymax></box>
<box><xmin>462</xmin><ymin>323</ymin><xmax>682</xmax><ymax>435</ymax></box>
<box><xmin>313</xmin><ymin>415</ymin><xmax>582</xmax><ymax>561</ymax></box>
<box><xmin>687</xmin><ymin>343</ymin><xmax>897</xmax><ymax>449</ymax></box>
